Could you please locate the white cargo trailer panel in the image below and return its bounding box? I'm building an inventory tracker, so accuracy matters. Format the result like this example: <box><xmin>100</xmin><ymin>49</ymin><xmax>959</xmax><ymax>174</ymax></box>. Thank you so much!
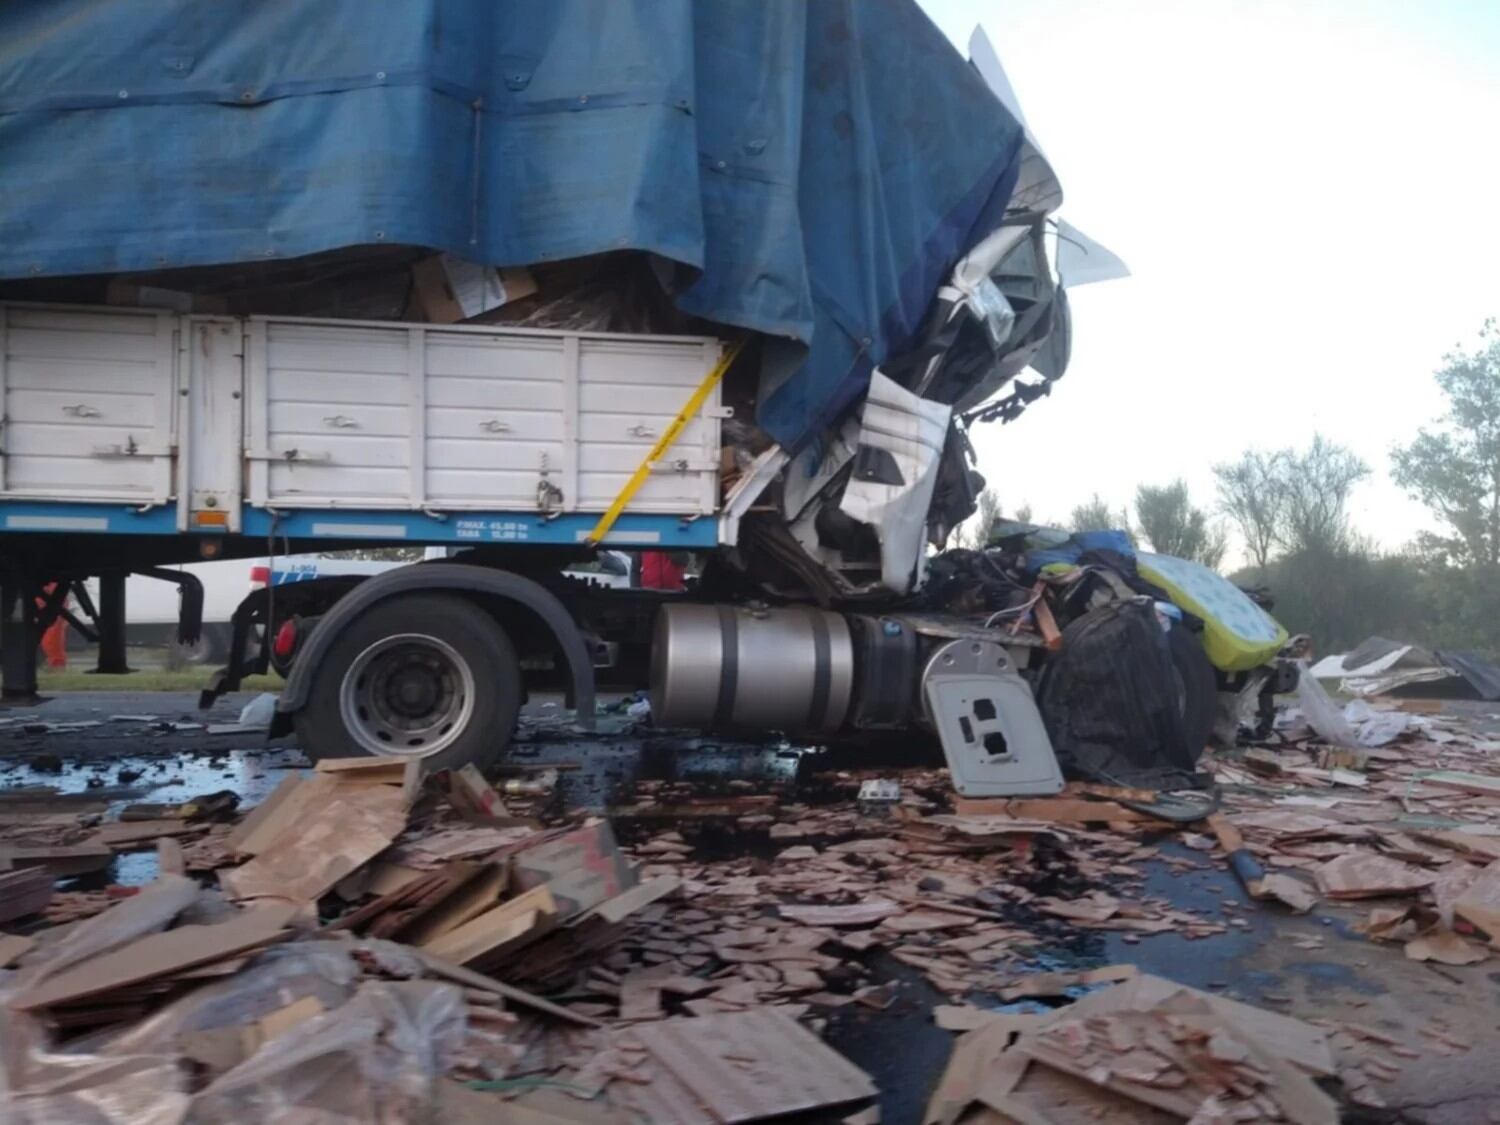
<box><xmin>0</xmin><ymin>305</ymin><xmax>177</xmax><ymax>505</ymax></box>
<box><xmin>0</xmin><ymin>303</ymin><xmax>726</xmax><ymax>538</ymax></box>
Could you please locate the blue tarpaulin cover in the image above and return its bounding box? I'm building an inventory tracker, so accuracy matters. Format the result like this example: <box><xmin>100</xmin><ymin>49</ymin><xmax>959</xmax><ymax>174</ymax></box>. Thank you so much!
<box><xmin>0</xmin><ymin>0</ymin><xmax>1023</xmax><ymax>447</ymax></box>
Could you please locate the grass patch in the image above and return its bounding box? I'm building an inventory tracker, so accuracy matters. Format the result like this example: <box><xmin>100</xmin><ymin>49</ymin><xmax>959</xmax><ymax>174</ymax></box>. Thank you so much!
<box><xmin>37</xmin><ymin>670</ymin><xmax>281</xmax><ymax>693</ymax></box>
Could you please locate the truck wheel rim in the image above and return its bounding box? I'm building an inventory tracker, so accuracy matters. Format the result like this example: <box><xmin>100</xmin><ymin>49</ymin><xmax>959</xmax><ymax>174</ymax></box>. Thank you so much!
<box><xmin>339</xmin><ymin>633</ymin><xmax>476</xmax><ymax>758</ymax></box>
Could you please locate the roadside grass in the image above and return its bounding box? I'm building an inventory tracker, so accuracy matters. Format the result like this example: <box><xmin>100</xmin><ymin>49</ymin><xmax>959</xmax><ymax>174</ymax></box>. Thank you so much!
<box><xmin>37</xmin><ymin>670</ymin><xmax>280</xmax><ymax>693</ymax></box>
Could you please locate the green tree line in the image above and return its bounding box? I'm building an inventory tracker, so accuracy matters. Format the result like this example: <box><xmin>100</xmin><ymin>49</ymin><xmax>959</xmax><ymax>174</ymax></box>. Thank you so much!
<box><xmin>959</xmin><ymin>320</ymin><xmax>1500</xmax><ymax>657</ymax></box>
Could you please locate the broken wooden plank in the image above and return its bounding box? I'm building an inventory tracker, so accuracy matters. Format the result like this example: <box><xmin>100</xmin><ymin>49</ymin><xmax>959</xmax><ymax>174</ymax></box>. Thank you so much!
<box><xmin>420</xmin><ymin>884</ymin><xmax>559</xmax><ymax>965</ymax></box>
<box><xmin>401</xmin><ymin>864</ymin><xmax>509</xmax><ymax>946</ymax></box>
<box><xmin>9</xmin><ymin>903</ymin><xmax>295</xmax><ymax>1011</ymax></box>
<box><xmin>0</xmin><ymin>844</ymin><xmax>112</xmax><ymax>877</ymax></box>
<box><xmin>409</xmin><ymin>947</ymin><xmax>601</xmax><ymax>1026</ymax></box>
<box><xmin>0</xmin><ymin>866</ymin><xmax>54</xmax><ymax>924</ymax></box>
<box><xmin>93</xmin><ymin>819</ymin><xmax>209</xmax><ymax>848</ymax></box>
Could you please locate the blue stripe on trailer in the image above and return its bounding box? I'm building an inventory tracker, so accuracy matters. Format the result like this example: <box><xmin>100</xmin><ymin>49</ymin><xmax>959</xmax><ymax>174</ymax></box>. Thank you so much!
<box><xmin>0</xmin><ymin>502</ymin><xmax>719</xmax><ymax>548</ymax></box>
<box><xmin>242</xmin><ymin>509</ymin><xmax>719</xmax><ymax>548</ymax></box>
<box><xmin>0</xmin><ymin>503</ymin><xmax>178</xmax><ymax>535</ymax></box>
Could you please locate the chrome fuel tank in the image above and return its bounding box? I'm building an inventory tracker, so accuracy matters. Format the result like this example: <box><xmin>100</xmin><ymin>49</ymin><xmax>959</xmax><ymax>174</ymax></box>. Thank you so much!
<box><xmin>650</xmin><ymin>603</ymin><xmax>854</xmax><ymax>734</ymax></box>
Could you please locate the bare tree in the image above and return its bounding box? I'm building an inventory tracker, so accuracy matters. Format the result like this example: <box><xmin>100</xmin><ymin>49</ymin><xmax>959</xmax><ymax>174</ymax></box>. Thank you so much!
<box><xmin>1134</xmin><ymin>479</ymin><xmax>1227</xmax><ymax>569</ymax></box>
<box><xmin>1279</xmin><ymin>435</ymin><xmax>1369</xmax><ymax>554</ymax></box>
<box><xmin>1213</xmin><ymin>450</ymin><xmax>1285</xmax><ymax>572</ymax></box>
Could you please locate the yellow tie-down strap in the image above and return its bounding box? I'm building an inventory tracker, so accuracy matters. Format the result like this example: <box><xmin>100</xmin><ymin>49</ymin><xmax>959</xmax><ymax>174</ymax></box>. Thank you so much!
<box><xmin>585</xmin><ymin>337</ymin><xmax>744</xmax><ymax>546</ymax></box>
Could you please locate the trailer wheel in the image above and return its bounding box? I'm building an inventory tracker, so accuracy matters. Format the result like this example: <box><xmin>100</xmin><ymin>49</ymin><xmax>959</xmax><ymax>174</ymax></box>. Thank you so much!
<box><xmin>293</xmin><ymin>593</ymin><xmax>521</xmax><ymax>772</ymax></box>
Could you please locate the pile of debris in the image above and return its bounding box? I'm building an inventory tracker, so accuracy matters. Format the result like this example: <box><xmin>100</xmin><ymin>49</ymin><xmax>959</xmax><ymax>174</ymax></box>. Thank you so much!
<box><xmin>6</xmin><ymin>686</ymin><xmax>1500</xmax><ymax>1120</ymax></box>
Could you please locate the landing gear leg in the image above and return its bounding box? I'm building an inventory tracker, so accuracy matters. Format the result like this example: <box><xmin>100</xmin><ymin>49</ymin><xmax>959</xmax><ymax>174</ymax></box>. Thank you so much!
<box><xmin>0</xmin><ymin>574</ymin><xmax>39</xmax><ymax>701</ymax></box>
<box><xmin>94</xmin><ymin>571</ymin><xmax>130</xmax><ymax>674</ymax></box>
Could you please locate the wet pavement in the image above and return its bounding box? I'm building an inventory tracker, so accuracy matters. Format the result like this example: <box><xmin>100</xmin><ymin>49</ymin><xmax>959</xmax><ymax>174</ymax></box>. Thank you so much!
<box><xmin>5</xmin><ymin>691</ymin><xmax>1500</xmax><ymax>1122</ymax></box>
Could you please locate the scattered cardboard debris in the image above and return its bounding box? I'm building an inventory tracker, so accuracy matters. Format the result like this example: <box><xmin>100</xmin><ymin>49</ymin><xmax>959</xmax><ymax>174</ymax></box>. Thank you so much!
<box><xmin>0</xmin><ymin>865</ymin><xmax>54</xmax><ymax>923</ymax></box>
<box><xmin>1312</xmin><ymin>853</ymin><xmax>1435</xmax><ymax>899</ymax></box>
<box><xmin>1404</xmin><ymin>929</ymin><xmax>1490</xmax><ymax>965</ymax></box>
<box><xmin>622</xmin><ymin>1008</ymin><xmax>877</xmax><ymax>1123</ymax></box>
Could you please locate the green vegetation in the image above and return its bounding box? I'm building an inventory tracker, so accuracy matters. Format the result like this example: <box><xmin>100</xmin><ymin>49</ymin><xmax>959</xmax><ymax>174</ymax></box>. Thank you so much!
<box><xmin>38</xmin><ymin>669</ymin><xmax>280</xmax><ymax>693</ymax></box>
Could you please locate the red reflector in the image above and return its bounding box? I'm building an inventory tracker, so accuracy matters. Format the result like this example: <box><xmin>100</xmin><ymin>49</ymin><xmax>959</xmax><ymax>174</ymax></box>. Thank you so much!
<box><xmin>273</xmin><ymin>619</ymin><xmax>298</xmax><ymax>659</ymax></box>
<box><xmin>249</xmin><ymin>565</ymin><xmax>270</xmax><ymax>587</ymax></box>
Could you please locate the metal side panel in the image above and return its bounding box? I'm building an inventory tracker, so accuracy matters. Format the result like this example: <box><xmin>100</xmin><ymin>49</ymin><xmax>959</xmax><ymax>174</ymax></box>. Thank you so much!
<box><xmin>253</xmin><ymin>315</ymin><xmax>722</xmax><ymax>516</ymax></box>
<box><xmin>256</xmin><ymin>319</ymin><xmax>415</xmax><ymax>507</ymax></box>
<box><xmin>0</xmin><ymin>304</ymin><xmax>177</xmax><ymax>505</ymax></box>
<box><xmin>575</xmin><ymin>337</ymin><xmax>723</xmax><ymax>514</ymax></box>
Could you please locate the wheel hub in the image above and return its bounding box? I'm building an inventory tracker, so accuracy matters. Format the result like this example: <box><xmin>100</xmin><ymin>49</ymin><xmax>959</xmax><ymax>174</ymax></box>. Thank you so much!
<box><xmin>339</xmin><ymin>633</ymin><xmax>476</xmax><ymax>758</ymax></box>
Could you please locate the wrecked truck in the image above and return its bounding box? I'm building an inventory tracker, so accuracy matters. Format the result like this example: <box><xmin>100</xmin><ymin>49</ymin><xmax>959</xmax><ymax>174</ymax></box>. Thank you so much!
<box><xmin>0</xmin><ymin>2</ymin><xmax>1292</xmax><ymax>794</ymax></box>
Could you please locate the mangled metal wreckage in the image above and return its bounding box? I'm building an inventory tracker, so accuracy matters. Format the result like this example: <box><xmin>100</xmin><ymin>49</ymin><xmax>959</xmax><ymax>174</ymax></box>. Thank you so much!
<box><xmin>0</xmin><ymin>1</ymin><xmax>1295</xmax><ymax>794</ymax></box>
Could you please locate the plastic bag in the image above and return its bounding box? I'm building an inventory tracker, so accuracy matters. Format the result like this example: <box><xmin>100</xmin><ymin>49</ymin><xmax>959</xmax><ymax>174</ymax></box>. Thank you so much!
<box><xmin>84</xmin><ymin>943</ymin><xmax>360</xmax><ymax>1059</ymax></box>
<box><xmin>189</xmin><ymin>980</ymin><xmax>467</xmax><ymax>1123</ymax></box>
<box><xmin>1295</xmin><ymin>662</ymin><xmax>1360</xmax><ymax>748</ymax></box>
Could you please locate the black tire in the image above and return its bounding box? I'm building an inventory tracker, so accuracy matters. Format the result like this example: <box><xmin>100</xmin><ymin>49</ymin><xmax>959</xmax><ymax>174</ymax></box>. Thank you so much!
<box><xmin>292</xmin><ymin>593</ymin><xmax>521</xmax><ymax>773</ymax></box>
<box><xmin>1167</xmin><ymin>622</ymin><xmax>1216</xmax><ymax>764</ymax></box>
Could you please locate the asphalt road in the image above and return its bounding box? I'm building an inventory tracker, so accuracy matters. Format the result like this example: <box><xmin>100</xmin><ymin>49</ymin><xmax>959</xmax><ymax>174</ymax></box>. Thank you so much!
<box><xmin>5</xmin><ymin>691</ymin><xmax>1500</xmax><ymax>1122</ymax></box>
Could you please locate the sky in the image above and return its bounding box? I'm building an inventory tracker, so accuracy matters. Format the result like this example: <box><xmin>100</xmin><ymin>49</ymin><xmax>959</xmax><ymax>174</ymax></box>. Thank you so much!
<box><xmin>917</xmin><ymin>0</ymin><xmax>1500</xmax><ymax>562</ymax></box>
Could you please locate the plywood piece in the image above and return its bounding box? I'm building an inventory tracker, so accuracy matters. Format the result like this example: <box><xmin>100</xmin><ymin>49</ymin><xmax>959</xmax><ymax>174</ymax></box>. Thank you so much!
<box><xmin>402</xmin><ymin>864</ymin><xmax>509</xmax><ymax>946</ymax></box>
<box><xmin>420</xmin><ymin>884</ymin><xmax>558</xmax><ymax>965</ymax></box>
<box><xmin>1422</xmin><ymin>771</ymin><xmax>1500</xmax><ymax>798</ymax></box>
<box><xmin>220</xmin><ymin>783</ymin><xmax>406</xmax><ymax>903</ymax></box>
<box><xmin>10</xmin><ymin>903</ymin><xmax>295</xmax><ymax>1011</ymax></box>
<box><xmin>1312</xmin><ymin>853</ymin><xmax>1434</xmax><ymax>899</ymax></box>
<box><xmin>227</xmin><ymin>773</ymin><xmax>338</xmax><ymax>857</ymax></box>
<box><xmin>0</xmin><ymin>866</ymin><xmax>54</xmax><ymax>924</ymax></box>
<box><xmin>627</xmin><ymin>1008</ymin><xmax>876</xmax><ymax>1123</ymax></box>
<box><xmin>1068</xmin><ymin>974</ymin><xmax>1335</xmax><ymax>1078</ymax></box>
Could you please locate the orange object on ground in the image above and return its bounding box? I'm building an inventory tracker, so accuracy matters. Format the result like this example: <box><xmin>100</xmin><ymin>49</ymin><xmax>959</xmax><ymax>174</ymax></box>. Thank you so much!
<box><xmin>37</xmin><ymin>583</ymin><xmax>67</xmax><ymax>669</ymax></box>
